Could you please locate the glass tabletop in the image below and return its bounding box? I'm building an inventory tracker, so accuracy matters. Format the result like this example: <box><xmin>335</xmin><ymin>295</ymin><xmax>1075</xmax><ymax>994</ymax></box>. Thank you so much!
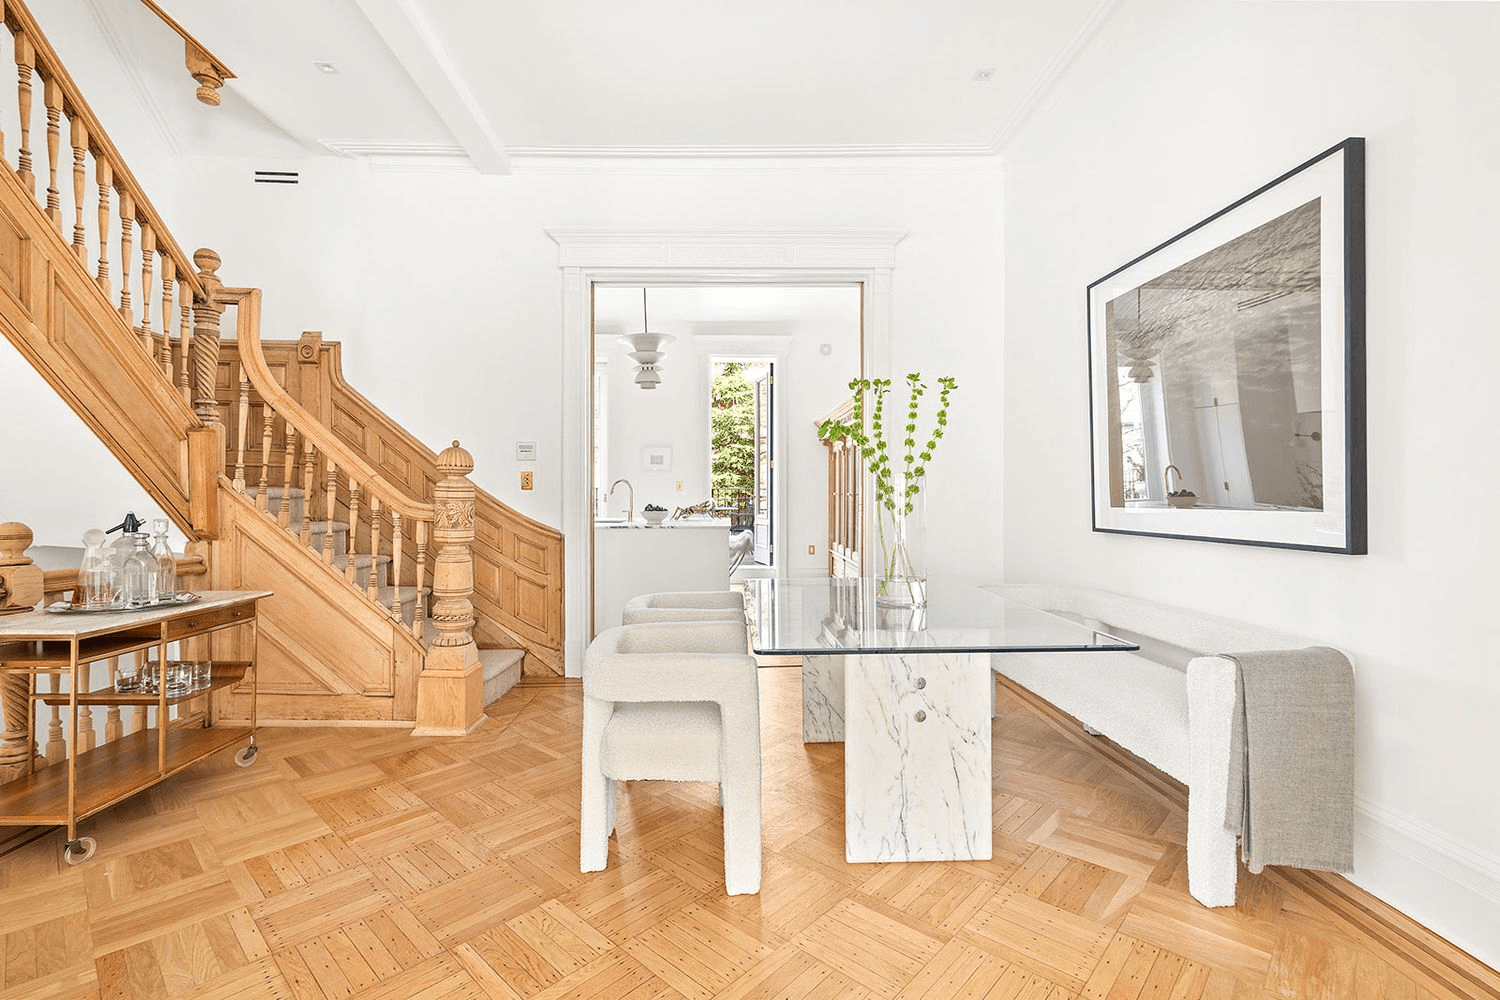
<box><xmin>747</xmin><ymin>578</ymin><xmax>1139</xmax><ymax>656</ymax></box>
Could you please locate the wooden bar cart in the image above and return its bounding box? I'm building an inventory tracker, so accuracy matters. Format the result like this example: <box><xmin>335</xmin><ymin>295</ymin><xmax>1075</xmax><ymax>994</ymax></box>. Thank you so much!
<box><xmin>0</xmin><ymin>590</ymin><xmax>270</xmax><ymax>863</ymax></box>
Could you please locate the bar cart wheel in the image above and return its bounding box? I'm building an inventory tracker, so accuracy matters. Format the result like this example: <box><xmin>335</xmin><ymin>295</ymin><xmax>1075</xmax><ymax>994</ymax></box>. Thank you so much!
<box><xmin>64</xmin><ymin>836</ymin><xmax>97</xmax><ymax>865</ymax></box>
<box><xmin>234</xmin><ymin>742</ymin><xmax>257</xmax><ymax>767</ymax></box>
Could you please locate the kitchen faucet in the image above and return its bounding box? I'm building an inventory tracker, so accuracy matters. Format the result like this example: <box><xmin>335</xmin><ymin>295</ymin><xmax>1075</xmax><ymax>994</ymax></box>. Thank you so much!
<box><xmin>607</xmin><ymin>479</ymin><xmax>635</xmax><ymax>523</ymax></box>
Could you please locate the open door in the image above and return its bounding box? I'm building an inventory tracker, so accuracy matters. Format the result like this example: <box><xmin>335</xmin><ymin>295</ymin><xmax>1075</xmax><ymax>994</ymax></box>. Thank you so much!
<box><xmin>752</xmin><ymin>364</ymin><xmax>774</xmax><ymax>565</ymax></box>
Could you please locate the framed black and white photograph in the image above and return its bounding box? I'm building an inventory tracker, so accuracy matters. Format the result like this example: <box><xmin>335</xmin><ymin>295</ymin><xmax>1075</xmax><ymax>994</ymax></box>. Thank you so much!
<box><xmin>1087</xmin><ymin>138</ymin><xmax>1366</xmax><ymax>554</ymax></box>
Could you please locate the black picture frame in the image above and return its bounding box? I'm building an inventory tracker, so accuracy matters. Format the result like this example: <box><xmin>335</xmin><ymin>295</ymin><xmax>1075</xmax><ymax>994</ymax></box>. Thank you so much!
<box><xmin>1086</xmin><ymin>138</ymin><xmax>1366</xmax><ymax>554</ymax></box>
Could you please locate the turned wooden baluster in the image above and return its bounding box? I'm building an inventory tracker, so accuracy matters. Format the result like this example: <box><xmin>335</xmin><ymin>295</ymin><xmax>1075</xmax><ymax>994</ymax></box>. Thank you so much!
<box><xmin>390</xmin><ymin>512</ymin><xmax>405</xmax><ymax>620</ymax></box>
<box><xmin>256</xmin><ymin>406</ymin><xmax>273</xmax><ymax>511</ymax></box>
<box><xmin>323</xmin><ymin>461</ymin><xmax>338</xmax><ymax>564</ymax></box>
<box><xmin>153</xmin><ymin>250</ymin><xmax>171</xmax><ymax>383</ymax></box>
<box><xmin>129</xmin><ymin>703</ymin><xmax>146</xmax><ymax>736</ymax></box>
<box><xmin>140</xmin><ymin>222</ymin><xmax>156</xmax><ymax>345</ymax></box>
<box><xmin>69</xmin><ymin>113</ymin><xmax>87</xmax><ymax>262</ymax></box>
<box><xmin>366</xmin><ymin>495</ymin><xmax>382</xmax><ymax>604</ymax></box>
<box><xmin>45</xmin><ymin>674</ymin><xmax>65</xmax><ymax>768</ymax></box>
<box><xmin>177</xmin><ymin>273</ymin><xmax>193</xmax><ymax>405</ymax></box>
<box><xmin>119</xmin><ymin>191</ymin><xmax>135</xmax><ymax>331</ymax></box>
<box><xmin>232</xmin><ymin>373</ymin><xmax>250</xmax><ymax>491</ymax></box>
<box><xmin>14</xmin><ymin>31</ymin><xmax>34</xmax><ymax>193</ymax></box>
<box><xmin>191</xmin><ymin>249</ymin><xmax>224</xmax><ymax>426</ymax></box>
<box><xmin>43</xmin><ymin>76</ymin><xmax>61</xmax><ymax>226</ymax></box>
<box><xmin>78</xmin><ymin>705</ymin><xmax>96</xmax><ymax>753</ymax></box>
<box><xmin>412</xmin><ymin>520</ymin><xmax>429</xmax><ymax>639</ymax></box>
<box><xmin>95</xmin><ymin>158</ymin><xmax>112</xmax><ymax>298</ymax></box>
<box><xmin>299</xmin><ymin>438</ymin><xmax>316</xmax><ymax>547</ymax></box>
<box><xmin>159</xmin><ymin>255</ymin><xmax>176</xmax><ymax>381</ymax></box>
<box><xmin>104</xmin><ymin>704</ymin><xmax>122</xmax><ymax>745</ymax></box>
<box><xmin>345</xmin><ymin>479</ymin><xmax>361</xmax><ymax>585</ymax></box>
<box><xmin>279</xmin><ymin>422</ymin><xmax>297</xmax><ymax>530</ymax></box>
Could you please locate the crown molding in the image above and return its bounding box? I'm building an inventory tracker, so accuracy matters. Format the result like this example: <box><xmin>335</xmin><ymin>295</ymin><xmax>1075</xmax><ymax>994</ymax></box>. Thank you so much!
<box><xmin>989</xmin><ymin>0</ymin><xmax>1122</xmax><ymax>152</ymax></box>
<box><xmin>320</xmin><ymin>139</ymin><xmax>475</xmax><ymax>172</ymax></box>
<box><xmin>545</xmin><ymin>228</ymin><xmax>907</xmax><ymax>271</ymax></box>
<box><xmin>509</xmin><ymin>141</ymin><xmax>1000</xmax><ymax>159</ymax></box>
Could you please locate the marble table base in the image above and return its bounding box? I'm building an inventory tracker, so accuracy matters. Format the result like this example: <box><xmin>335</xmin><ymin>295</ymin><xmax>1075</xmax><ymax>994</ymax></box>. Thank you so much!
<box><xmin>843</xmin><ymin>650</ymin><xmax>993</xmax><ymax>862</ymax></box>
<box><xmin>802</xmin><ymin>655</ymin><xmax>846</xmax><ymax>742</ymax></box>
<box><xmin>802</xmin><ymin>653</ymin><xmax>997</xmax><ymax>744</ymax></box>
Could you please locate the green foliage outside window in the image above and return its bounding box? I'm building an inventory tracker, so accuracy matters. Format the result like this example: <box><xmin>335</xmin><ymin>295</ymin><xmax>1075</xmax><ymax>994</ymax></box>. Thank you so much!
<box><xmin>711</xmin><ymin>362</ymin><xmax>756</xmax><ymax>506</ymax></box>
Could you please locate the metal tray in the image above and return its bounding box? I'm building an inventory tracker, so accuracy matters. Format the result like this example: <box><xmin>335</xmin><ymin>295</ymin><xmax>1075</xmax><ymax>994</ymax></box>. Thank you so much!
<box><xmin>44</xmin><ymin>593</ymin><xmax>200</xmax><ymax>614</ymax></box>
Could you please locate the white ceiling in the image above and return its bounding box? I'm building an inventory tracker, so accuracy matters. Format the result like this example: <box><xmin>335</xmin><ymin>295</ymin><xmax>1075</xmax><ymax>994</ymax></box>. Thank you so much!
<box><xmin>62</xmin><ymin>0</ymin><xmax>1118</xmax><ymax>171</ymax></box>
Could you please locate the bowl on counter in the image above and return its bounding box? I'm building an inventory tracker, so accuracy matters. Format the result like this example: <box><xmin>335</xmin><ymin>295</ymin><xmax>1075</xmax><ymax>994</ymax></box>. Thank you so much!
<box><xmin>642</xmin><ymin>509</ymin><xmax>670</xmax><ymax>526</ymax></box>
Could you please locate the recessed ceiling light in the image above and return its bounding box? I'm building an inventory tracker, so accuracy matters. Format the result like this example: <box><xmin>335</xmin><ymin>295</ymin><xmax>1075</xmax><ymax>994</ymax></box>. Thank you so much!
<box><xmin>313</xmin><ymin>61</ymin><xmax>339</xmax><ymax>74</ymax></box>
<box><xmin>972</xmin><ymin>68</ymin><xmax>995</xmax><ymax>82</ymax></box>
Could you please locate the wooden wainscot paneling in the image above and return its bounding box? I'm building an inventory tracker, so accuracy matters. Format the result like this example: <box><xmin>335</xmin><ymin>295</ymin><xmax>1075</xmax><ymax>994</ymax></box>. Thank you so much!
<box><xmin>331</xmin><ymin>401</ymin><xmax>367</xmax><ymax>450</ymax></box>
<box><xmin>1</xmin><ymin>172</ymin><xmax>198</xmax><ymax>533</ymax></box>
<box><xmin>213</xmin><ymin>490</ymin><xmax>425</xmax><ymax>723</ymax></box>
<box><xmin>0</xmin><ymin>203</ymin><xmax>32</xmax><ymax>308</ymax></box>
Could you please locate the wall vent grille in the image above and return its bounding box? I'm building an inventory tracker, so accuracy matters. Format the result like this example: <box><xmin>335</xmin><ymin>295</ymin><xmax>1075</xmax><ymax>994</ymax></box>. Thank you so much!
<box><xmin>253</xmin><ymin>170</ymin><xmax>299</xmax><ymax>185</ymax></box>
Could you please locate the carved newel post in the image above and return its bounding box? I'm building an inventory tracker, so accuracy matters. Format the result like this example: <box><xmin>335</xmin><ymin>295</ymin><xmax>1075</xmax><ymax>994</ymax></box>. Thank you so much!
<box><xmin>415</xmin><ymin>442</ymin><xmax>484</xmax><ymax>735</ymax></box>
<box><xmin>187</xmin><ymin>248</ymin><xmax>227</xmax><ymax>538</ymax></box>
<box><xmin>191</xmin><ymin>247</ymin><xmax>226</xmax><ymax>427</ymax></box>
<box><xmin>0</xmin><ymin>522</ymin><xmax>44</xmax><ymax>783</ymax></box>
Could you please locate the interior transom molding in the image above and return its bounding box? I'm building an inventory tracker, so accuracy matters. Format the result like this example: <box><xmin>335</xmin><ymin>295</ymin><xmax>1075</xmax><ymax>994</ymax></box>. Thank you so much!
<box><xmin>545</xmin><ymin>228</ymin><xmax>906</xmax><ymax>272</ymax></box>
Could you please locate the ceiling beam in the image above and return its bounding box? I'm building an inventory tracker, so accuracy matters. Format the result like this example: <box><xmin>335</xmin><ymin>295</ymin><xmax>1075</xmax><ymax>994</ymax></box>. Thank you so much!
<box><xmin>352</xmin><ymin>0</ymin><xmax>510</xmax><ymax>175</ymax></box>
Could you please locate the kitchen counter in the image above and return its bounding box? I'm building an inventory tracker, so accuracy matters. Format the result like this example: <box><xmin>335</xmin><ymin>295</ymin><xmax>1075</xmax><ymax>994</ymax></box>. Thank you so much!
<box><xmin>593</xmin><ymin>518</ymin><xmax>730</xmax><ymax>633</ymax></box>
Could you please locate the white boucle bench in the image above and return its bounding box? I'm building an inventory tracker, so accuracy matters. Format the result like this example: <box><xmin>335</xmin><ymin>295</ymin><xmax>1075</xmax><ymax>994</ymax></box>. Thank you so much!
<box><xmin>984</xmin><ymin>583</ymin><xmax>1350</xmax><ymax>908</ymax></box>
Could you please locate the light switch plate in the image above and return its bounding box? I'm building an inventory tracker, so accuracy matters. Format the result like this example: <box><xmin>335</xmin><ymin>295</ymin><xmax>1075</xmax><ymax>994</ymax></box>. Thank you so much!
<box><xmin>520</xmin><ymin>471</ymin><xmax>533</xmax><ymax>490</ymax></box>
<box><xmin>516</xmin><ymin>441</ymin><xmax>537</xmax><ymax>461</ymax></box>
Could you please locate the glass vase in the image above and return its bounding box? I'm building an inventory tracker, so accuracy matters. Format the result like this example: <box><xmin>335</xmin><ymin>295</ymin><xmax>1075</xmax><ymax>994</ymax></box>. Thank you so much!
<box><xmin>875</xmin><ymin>472</ymin><xmax>927</xmax><ymax>607</ymax></box>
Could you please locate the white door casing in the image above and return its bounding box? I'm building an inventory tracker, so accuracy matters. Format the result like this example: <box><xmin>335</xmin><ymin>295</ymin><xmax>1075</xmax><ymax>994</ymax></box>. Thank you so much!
<box><xmin>548</xmin><ymin>228</ymin><xmax>905</xmax><ymax>677</ymax></box>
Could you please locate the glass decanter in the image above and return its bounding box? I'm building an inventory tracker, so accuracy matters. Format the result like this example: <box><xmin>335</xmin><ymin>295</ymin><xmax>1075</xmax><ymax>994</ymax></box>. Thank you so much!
<box><xmin>79</xmin><ymin>528</ymin><xmax>119</xmax><ymax>610</ymax></box>
<box><xmin>121</xmin><ymin>532</ymin><xmax>157</xmax><ymax>608</ymax></box>
<box><xmin>150</xmin><ymin>519</ymin><xmax>176</xmax><ymax>602</ymax></box>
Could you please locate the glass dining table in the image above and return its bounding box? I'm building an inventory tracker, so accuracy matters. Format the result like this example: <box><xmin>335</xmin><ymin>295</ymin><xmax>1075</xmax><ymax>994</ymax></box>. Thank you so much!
<box><xmin>747</xmin><ymin>577</ymin><xmax>1137</xmax><ymax>864</ymax></box>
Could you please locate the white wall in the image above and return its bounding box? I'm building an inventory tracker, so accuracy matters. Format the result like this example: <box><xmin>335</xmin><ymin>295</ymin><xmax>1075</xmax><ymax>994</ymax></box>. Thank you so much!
<box><xmin>1003</xmin><ymin>0</ymin><xmax>1500</xmax><ymax>965</ymax></box>
<box><xmin>166</xmin><ymin>157</ymin><xmax>1005</xmax><ymax>586</ymax></box>
<box><xmin>0</xmin><ymin>337</ymin><xmax>178</xmax><ymax>548</ymax></box>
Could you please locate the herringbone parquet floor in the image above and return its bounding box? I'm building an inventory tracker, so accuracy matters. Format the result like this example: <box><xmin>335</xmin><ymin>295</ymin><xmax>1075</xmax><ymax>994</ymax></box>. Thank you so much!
<box><xmin>1</xmin><ymin>668</ymin><xmax>1495</xmax><ymax>1000</ymax></box>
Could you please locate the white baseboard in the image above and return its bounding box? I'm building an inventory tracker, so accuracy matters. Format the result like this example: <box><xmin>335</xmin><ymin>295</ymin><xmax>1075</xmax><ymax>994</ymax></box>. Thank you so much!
<box><xmin>1351</xmin><ymin>797</ymin><xmax>1500</xmax><ymax>970</ymax></box>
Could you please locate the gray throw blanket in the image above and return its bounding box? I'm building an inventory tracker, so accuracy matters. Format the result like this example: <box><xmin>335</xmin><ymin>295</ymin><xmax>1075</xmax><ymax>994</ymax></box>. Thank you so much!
<box><xmin>1223</xmin><ymin>646</ymin><xmax>1355</xmax><ymax>875</ymax></box>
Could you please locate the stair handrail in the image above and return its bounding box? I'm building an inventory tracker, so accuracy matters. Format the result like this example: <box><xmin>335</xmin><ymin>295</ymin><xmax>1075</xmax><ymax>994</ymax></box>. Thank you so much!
<box><xmin>222</xmin><ymin>286</ymin><xmax>434</xmax><ymax>523</ymax></box>
<box><xmin>3</xmin><ymin>0</ymin><xmax>206</xmax><ymax>304</ymax></box>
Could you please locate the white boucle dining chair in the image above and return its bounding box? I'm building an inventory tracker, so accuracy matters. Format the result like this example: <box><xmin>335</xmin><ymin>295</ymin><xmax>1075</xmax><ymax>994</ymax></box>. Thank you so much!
<box><xmin>580</xmin><ymin>620</ymin><xmax>762</xmax><ymax>895</ymax></box>
<box><xmin>620</xmin><ymin>590</ymin><xmax>746</xmax><ymax>625</ymax></box>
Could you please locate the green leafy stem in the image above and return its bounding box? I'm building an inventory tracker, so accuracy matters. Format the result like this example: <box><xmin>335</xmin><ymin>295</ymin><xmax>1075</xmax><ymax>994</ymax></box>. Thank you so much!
<box><xmin>817</xmin><ymin>373</ymin><xmax>959</xmax><ymax>516</ymax></box>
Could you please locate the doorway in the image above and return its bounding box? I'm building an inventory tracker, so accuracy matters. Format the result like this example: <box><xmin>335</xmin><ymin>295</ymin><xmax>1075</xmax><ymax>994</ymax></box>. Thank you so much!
<box><xmin>553</xmin><ymin>226</ymin><xmax>902</xmax><ymax>674</ymax></box>
<box><xmin>588</xmin><ymin>285</ymin><xmax>861</xmax><ymax>635</ymax></box>
<box><xmin>709</xmin><ymin>358</ymin><xmax>775</xmax><ymax>571</ymax></box>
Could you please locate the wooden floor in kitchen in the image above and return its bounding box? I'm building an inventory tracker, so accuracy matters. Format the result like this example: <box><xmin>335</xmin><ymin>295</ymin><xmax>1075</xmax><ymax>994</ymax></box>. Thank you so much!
<box><xmin>1</xmin><ymin>668</ymin><xmax>1495</xmax><ymax>1000</ymax></box>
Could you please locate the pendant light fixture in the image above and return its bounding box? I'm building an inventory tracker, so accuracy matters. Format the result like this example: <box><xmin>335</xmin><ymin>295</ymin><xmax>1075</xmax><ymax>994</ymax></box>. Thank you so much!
<box><xmin>617</xmin><ymin>288</ymin><xmax>675</xmax><ymax>390</ymax></box>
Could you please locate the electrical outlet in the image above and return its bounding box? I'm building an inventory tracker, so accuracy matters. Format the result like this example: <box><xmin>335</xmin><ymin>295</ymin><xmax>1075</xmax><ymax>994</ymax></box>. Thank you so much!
<box><xmin>520</xmin><ymin>471</ymin><xmax>533</xmax><ymax>491</ymax></box>
<box><xmin>807</xmin><ymin>544</ymin><xmax>816</xmax><ymax>555</ymax></box>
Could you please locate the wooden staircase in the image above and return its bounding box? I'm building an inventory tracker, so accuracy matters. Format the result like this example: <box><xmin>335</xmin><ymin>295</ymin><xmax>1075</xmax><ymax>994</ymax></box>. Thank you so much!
<box><xmin>0</xmin><ymin>0</ymin><xmax>555</xmax><ymax>739</ymax></box>
<box><xmin>215</xmin><ymin>329</ymin><xmax>564</xmax><ymax>676</ymax></box>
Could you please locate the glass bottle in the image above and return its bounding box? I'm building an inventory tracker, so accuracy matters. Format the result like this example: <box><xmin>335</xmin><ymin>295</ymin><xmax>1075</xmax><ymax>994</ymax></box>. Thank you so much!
<box><xmin>150</xmin><ymin>519</ymin><xmax>176</xmax><ymax>602</ymax></box>
<box><xmin>79</xmin><ymin>528</ymin><xmax>117</xmax><ymax>610</ymax></box>
<box><xmin>122</xmin><ymin>532</ymin><xmax>157</xmax><ymax>608</ymax></box>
